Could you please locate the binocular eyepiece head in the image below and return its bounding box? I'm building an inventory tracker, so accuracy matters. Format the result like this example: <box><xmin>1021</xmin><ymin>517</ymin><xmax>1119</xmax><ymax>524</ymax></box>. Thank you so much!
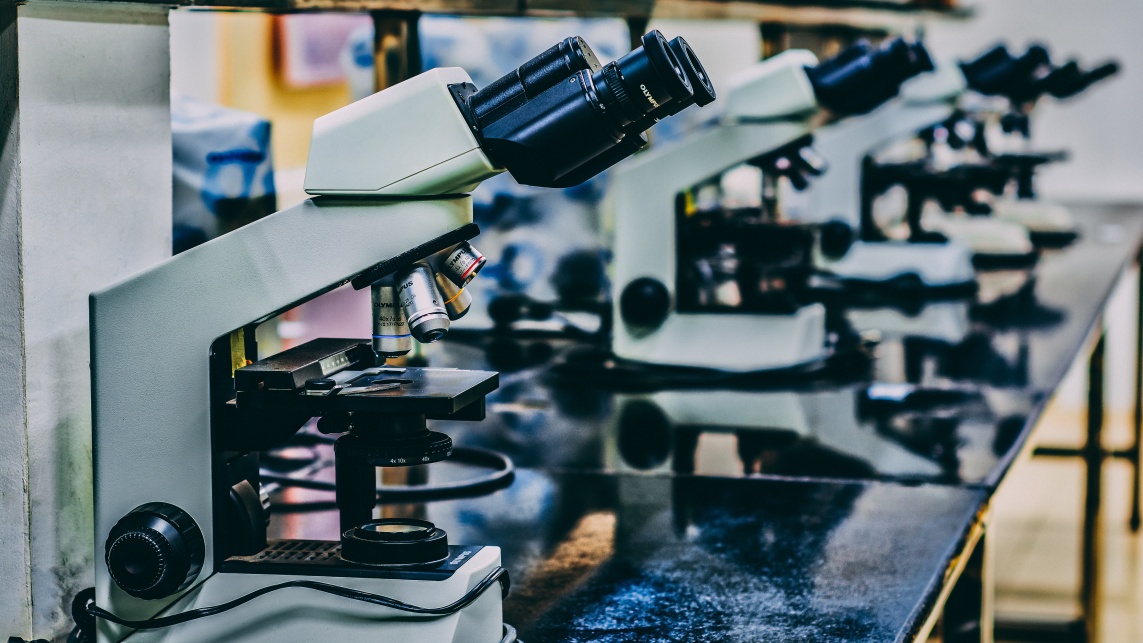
<box><xmin>452</xmin><ymin>30</ymin><xmax>716</xmax><ymax>189</ymax></box>
<box><xmin>962</xmin><ymin>42</ymin><xmax>1119</xmax><ymax>104</ymax></box>
<box><xmin>960</xmin><ymin>43</ymin><xmax>1050</xmax><ymax>97</ymax></box>
<box><xmin>806</xmin><ymin>37</ymin><xmax>935</xmax><ymax>116</ymax></box>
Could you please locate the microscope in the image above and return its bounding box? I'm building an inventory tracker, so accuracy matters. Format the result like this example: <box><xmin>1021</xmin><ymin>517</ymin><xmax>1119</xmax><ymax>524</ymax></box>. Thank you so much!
<box><xmin>87</xmin><ymin>31</ymin><xmax>712</xmax><ymax>643</ymax></box>
<box><xmin>813</xmin><ymin>43</ymin><xmax>1117</xmax><ymax>287</ymax></box>
<box><xmin>611</xmin><ymin>37</ymin><xmax>932</xmax><ymax>372</ymax></box>
<box><xmin>955</xmin><ymin>44</ymin><xmax>1119</xmax><ymax>246</ymax></box>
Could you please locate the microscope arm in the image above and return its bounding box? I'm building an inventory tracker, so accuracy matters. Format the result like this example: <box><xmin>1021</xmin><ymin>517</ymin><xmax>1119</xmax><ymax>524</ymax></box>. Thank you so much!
<box><xmin>90</xmin><ymin>196</ymin><xmax>473</xmax><ymax>625</ymax></box>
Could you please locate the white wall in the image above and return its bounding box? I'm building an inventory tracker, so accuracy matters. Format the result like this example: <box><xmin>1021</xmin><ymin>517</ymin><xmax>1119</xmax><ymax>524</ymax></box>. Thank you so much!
<box><xmin>0</xmin><ymin>2</ymin><xmax>172</xmax><ymax>639</ymax></box>
<box><xmin>0</xmin><ymin>1</ymin><xmax>32</xmax><ymax>635</ymax></box>
<box><xmin>170</xmin><ymin>9</ymin><xmax>219</xmax><ymax>103</ymax></box>
<box><xmin>925</xmin><ymin>0</ymin><xmax>1142</xmax><ymax>203</ymax></box>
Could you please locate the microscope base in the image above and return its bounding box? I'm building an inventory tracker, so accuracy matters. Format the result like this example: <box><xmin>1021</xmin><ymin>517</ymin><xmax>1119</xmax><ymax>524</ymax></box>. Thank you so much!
<box><xmin>614</xmin><ymin>304</ymin><xmax>828</xmax><ymax>373</ymax></box>
<box><xmin>824</xmin><ymin>240</ymin><xmax>977</xmax><ymax>292</ymax></box>
<box><xmin>98</xmin><ymin>545</ymin><xmax>505</xmax><ymax>643</ymax></box>
<box><xmin>926</xmin><ymin>215</ymin><xmax>1039</xmax><ymax>270</ymax></box>
<box><xmin>845</xmin><ymin>301</ymin><xmax>971</xmax><ymax>345</ymax></box>
<box><xmin>991</xmin><ymin>198</ymin><xmax>1079</xmax><ymax>248</ymax></box>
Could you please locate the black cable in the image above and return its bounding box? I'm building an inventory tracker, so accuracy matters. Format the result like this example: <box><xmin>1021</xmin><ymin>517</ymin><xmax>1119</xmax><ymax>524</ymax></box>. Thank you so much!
<box><xmin>87</xmin><ymin>567</ymin><xmax>508</xmax><ymax>630</ymax></box>
<box><xmin>262</xmin><ymin>446</ymin><xmax>514</xmax><ymax>507</ymax></box>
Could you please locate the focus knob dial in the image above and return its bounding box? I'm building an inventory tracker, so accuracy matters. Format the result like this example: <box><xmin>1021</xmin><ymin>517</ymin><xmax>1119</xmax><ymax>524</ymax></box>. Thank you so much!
<box><xmin>105</xmin><ymin>502</ymin><xmax>205</xmax><ymax>600</ymax></box>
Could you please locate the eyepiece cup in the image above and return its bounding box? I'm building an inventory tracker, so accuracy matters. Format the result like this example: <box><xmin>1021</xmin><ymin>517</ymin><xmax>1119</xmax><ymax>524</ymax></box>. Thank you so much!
<box><xmin>669</xmin><ymin>37</ymin><xmax>716</xmax><ymax>107</ymax></box>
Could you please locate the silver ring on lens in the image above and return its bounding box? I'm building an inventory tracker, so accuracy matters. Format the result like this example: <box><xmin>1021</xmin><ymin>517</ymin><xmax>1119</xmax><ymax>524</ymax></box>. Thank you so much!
<box><xmin>439</xmin><ymin>242</ymin><xmax>487</xmax><ymax>287</ymax></box>
<box><xmin>433</xmin><ymin>270</ymin><xmax>473</xmax><ymax>320</ymax></box>
<box><xmin>371</xmin><ymin>281</ymin><xmax>412</xmax><ymax>357</ymax></box>
<box><xmin>395</xmin><ymin>262</ymin><xmax>450</xmax><ymax>343</ymax></box>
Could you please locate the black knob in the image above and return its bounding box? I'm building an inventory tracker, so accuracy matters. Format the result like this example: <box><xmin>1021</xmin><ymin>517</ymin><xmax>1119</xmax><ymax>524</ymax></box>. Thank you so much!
<box><xmin>620</xmin><ymin>278</ymin><xmax>671</xmax><ymax>331</ymax></box>
<box><xmin>105</xmin><ymin>503</ymin><xmax>205</xmax><ymax>600</ymax></box>
<box><xmin>819</xmin><ymin>220</ymin><xmax>855</xmax><ymax>260</ymax></box>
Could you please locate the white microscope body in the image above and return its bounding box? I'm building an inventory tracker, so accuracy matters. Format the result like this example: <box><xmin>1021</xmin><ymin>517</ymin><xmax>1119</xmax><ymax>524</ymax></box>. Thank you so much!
<box><xmin>91</xmin><ymin>31</ymin><xmax>712</xmax><ymax>643</ymax></box>
<box><xmin>809</xmin><ymin>61</ymin><xmax>1025</xmax><ymax>287</ymax></box>
<box><xmin>611</xmin><ymin>38</ymin><xmax>933</xmax><ymax>371</ymax></box>
<box><xmin>611</xmin><ymin>50</ymin><xmax>828</xmax><ymax>372</ymax></box>
<box><xmin>92</xmin><ymin>67</ymin><xmax>505</xmax><ymax>643</ymax></box>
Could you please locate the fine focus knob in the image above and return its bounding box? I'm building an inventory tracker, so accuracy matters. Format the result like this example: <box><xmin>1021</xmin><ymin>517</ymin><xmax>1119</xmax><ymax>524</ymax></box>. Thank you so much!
<box><xmin>105</xmin><ymin>503</ymin><xmax>205</xmax><ymax>600</ymax></box>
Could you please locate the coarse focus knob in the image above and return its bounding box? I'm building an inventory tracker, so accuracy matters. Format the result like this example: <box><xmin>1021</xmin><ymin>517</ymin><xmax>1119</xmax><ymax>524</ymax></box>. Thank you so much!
<box><xmin>620</xmin><ymin>278</ymin><xmax>671</xmax><ymax>331</ymax></box>
<box><xmin>105</xmin><ymin>503</ymin><xmax>205</xmax><ymax>600</ymax></box>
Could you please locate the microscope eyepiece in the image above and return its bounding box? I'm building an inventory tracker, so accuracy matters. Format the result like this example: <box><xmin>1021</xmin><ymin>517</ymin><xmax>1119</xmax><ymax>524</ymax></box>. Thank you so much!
<box><xmin>452</xmin><ymin>30</ymin><xmax>714</xmax><ymax>188</ymax></box>
<box><xmin>806</xmin><ymin>37</ymin><xmax>935</xmax><ymax>116</ymax></box>
<box><xmin>671</xmin><ymin>37</ymin><xmax>717</xmax><ymax>108</ymax></box>
<box><xmin>468</xmin><ymin>36</ymin><xmax>602</xmax><ymax>125</ymax></box>
<box><xmin>960</xmin><ymin>43</ymin><xmax>1051</xmax><ymax>98</ymax></box>
<box><xmin>539</xmin><ymin>36</ymin><xmax>716</xmax><ymax>189</ymax></box>
<box><xmin>597</xmin><ymin>30</ymin><xmax>694</xmax><ymax>123</ymax></box>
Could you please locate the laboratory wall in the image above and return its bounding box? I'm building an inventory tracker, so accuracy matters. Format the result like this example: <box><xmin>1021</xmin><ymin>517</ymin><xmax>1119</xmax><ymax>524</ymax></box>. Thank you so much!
<box><xmin>925</xmin><ymin>0</ymin><xmax>1142</xmax><ymax>202</ymax></box>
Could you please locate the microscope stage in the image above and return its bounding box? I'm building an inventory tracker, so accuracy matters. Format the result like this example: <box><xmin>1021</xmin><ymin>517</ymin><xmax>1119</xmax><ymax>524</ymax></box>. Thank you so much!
<box><xmin>235</xmin><ymin>338</ymin><xmax>498</xmax><ymax>417</ymax></box>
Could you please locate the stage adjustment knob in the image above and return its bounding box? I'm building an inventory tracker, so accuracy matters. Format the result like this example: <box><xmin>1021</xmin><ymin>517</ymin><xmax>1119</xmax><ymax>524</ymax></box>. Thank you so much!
<box><xmin>105</xmin><ymin>502</ymin><xmax>205</xmax><ymax>600</ymax></box>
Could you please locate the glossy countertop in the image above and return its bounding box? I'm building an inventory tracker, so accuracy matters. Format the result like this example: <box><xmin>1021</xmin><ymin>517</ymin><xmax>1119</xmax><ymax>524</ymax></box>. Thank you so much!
<box><xmin>271</xmin><ymin>471</ymin><xmax>986</xmax><ymax>642</ymax></box>
<box><xmin>429</xmin><ymin>204</ymin><xmax>1143</xmax><ymax>490</ymax></box>
<box><xmin>266</xmin><ymin>204</ymin><xmax>1142</xmax><ymax>641</ymax></box>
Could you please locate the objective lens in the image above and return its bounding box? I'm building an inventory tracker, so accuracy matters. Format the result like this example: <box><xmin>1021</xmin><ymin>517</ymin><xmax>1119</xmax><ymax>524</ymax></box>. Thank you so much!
<box><xmin>439</xmin><ymin>242</ymin><xmax>486</xmax><ymax>287</ymax></box>
<box><xmin>433</xmin><ymin>270</ymin><xmax>473</xmax><ymax>320</ymax></box>
<box><xmin>372</xmin><ymin>282</ymin><xmax>412</xmax><ymax>357</ymax></box>
<box><xmin>395</xmin><ymin>263</ymin><xmax>450</xmax><ymax>343</ymax></box>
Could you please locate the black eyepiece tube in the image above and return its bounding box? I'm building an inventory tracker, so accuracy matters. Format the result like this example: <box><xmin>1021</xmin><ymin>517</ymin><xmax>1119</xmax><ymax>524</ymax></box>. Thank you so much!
<box><xmin>469</xmin><ymin>36</ymin><xmax>603</xmax><ymax>125</ymax></box>
<box><xmin>960</xmin><ymin>43</ymin><xmax>1050</xmax><ymax>96</ymax></box>
<box><xmin>671</xmin><ymin>37</ymin><xmax>716</xmax><ymax>108</ymax></box>
<box><xmin>545</xmin><ymin>38</ymin><xmax>717</xmax><ymax>188</ymax></box>
<box><xmin>592</xmin><ymin>30</ymin><xmax>694</xmax><ymax>125</ymax></box>
<box><xmin>625</xmin><ymin>37</ymin><xmax>717</xmax><ymax>132</ymax></box>
<box><xmin>464</xmin><ymin>30</ymin><xmax>712</xmax><ymax>188</ymax></box>
<box><xmin>546</xmin><ymin>134</ymin><xmax>650</xmax><ymax>189</ymax></box>
<box><xmin>806</xmin><ymin>37</ymin><xmax>934</xmax><ymax>116</ymax></box>
<box><xmin>1048</xmin><ymin>60</ymin><xmax>1120</xmax><ymax>99</ymax></box>
<box><xmin>519</xmin><ymin>36</ymin><xmax>603</xmax><ymax>96</ymax></box>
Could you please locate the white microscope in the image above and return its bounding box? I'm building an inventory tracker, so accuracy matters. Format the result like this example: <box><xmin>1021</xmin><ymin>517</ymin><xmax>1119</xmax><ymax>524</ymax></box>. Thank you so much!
<box><xmin>85</xmin><ymin>31</ymin><xmax>712</xmax><ymax>643</ymax></box>
<box><xmin>808</xmin><ymin>44</ymin><xmax>1044</xmax><ymax>289</ymax></box>
<box><xmin>954</xmin><ymin>44</ymin><xmax>1119</xmax><ymax>246</ymax></box>
<box><xmin>812</xmin><ymin>43</ymin><xmax>1117</xmax><ymax>287</ymax></box>
<box><xmin>611</xmin><ymin>37</ymin><xmax>932</xmax><ymax>372</ymax></box>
